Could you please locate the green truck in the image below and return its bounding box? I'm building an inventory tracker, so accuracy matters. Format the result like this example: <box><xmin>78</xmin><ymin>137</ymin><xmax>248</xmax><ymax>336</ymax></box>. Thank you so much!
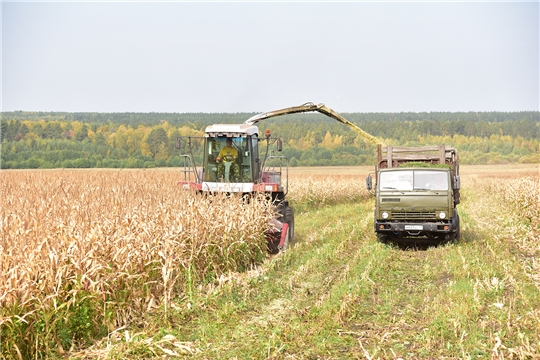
<box><xmin>366</xmin><ymin>145</ymin><xmax>461</xmax><ymax>243</ymax></box>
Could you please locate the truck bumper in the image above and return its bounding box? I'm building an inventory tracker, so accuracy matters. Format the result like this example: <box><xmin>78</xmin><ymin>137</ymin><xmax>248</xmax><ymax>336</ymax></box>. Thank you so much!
<box><xmin>375</xmin><ymin>221</ymin><xmax>455</xmax><ymax>233</ymax></box>
<box><xmin>375</xmin><ymin>213</ymin><xmax>458</xmax><ymax>235</ymax></box>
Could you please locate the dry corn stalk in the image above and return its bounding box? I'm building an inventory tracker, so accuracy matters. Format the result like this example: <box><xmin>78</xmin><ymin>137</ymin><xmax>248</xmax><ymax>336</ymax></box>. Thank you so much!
<box><xmin>484</xmin><ymin>175</ymin><xmax>540</xmax><ymax>288</ymax></box>
<box><xmin>288</xmin><ymin>174</ymin><xmax>370</xmax><ymax>210</ymax></box>
<box><xmin>0</xmin><ymin>170</ymin><xmax>273</xmax><ymax>356</ymax></box>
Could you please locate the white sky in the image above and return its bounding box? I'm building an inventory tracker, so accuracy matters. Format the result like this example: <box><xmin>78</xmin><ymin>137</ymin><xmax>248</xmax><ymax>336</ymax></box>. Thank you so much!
<box><xmin>2</xmin><ymin>1</ymin><xmax>539</xmax><ymax>113</ymax></box>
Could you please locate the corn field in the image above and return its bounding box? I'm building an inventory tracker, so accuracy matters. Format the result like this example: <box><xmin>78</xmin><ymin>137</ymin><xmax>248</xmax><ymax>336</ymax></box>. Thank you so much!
<box><xmin>493</xmin><ymin>175</ymin><xmax>540</xmax><ymax>232</ymax></box>
<box><xmin>288</xmin><ymin>174</ymin><xmax>370</xmax><ymax>211</ymax></box>
<box><xmin>0</xmin><ymin>170</ymin><xmax>273</xmax><ymax>357</ymax></box>
<box><xmin>481</xmin><ymin>173</ymin><xmax>540</xmax><ymax>289</ymax></box>
<box><xmin>2</xmin><ymin>167</ymin><xmax>537</xmax><ymax>358</ymax></box>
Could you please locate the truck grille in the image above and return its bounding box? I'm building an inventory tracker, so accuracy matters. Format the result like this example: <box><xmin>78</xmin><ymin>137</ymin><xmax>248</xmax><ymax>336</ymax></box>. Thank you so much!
<box><xmin>392</xmin><ymin>212</ymin><xmax>437</xmax><ymax>220</ymax></box>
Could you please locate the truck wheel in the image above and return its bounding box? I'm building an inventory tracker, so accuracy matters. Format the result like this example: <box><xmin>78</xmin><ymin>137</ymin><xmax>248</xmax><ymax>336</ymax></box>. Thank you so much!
<box><xmin>376</xmin><ymin>233</ymin><xmax>388</xmax><ymax>244</ymax></box>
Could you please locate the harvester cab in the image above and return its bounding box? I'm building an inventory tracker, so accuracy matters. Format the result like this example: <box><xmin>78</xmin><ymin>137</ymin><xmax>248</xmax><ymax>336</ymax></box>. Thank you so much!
<box><xmin>177</xmin><ymin>123</ymin><xmax>287</xmax><ymax>200</ymax></box>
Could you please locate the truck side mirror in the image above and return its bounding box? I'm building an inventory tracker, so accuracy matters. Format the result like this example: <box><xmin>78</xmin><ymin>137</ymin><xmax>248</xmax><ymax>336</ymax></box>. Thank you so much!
<box><xmin>453</xmin><ymin>175</ymin><xmax>460</xmax><ymax>190</ymax></box>
<box><xmin>366</xmin><ymin>175</ymin><xmax>372</xmax><ymax>190</ymax></box>
<box><xmin>277</xmin><ymin>139</ymin><xmax>282</xmax><ymax>152</ymax></box>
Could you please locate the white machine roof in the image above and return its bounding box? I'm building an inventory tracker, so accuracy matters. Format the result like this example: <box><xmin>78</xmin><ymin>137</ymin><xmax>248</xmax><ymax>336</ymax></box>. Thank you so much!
<box><xmin>205</xmin><ymin>123</ymin><xmax>259</xmax><ymax>137</ymax></box>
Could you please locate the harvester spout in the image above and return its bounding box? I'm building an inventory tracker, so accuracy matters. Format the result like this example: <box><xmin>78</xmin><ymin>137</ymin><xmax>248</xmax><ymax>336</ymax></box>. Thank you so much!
<box><xmin>244</xmin><ymin>102</ymin><xmax>320</xmax><ymax>125</ymax></box>
<box><xmin>244</xmin><ymin>102</ymin><xmax>381</xmax><ymax>145</ymax></box>
<box><xmin>314</xmin><ymin>104</ymin><xmax>381</xmax><ymax>146</ymax></box>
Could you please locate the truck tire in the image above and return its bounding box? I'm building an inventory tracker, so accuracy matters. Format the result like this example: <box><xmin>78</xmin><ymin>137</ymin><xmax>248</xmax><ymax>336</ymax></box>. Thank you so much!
<box><xmin>376</xmin><ymin>233</ymin><xmax>389</xmax><ymax>244</ymax></box>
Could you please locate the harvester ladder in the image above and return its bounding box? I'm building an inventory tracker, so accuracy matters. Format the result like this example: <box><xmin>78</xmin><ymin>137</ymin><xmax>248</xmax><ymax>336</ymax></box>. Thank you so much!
<box><xmin>179</xmin><ymin>155</ymin><xmax>199</xmax><ymax>183</ymax></box>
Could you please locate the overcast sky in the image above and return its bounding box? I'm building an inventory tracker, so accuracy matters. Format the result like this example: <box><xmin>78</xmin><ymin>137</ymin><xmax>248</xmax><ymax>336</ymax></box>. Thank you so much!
<box><xmin>2</xmin><ymin>1</ymin><xmax>539</xmax><ymax>113</ymax></box>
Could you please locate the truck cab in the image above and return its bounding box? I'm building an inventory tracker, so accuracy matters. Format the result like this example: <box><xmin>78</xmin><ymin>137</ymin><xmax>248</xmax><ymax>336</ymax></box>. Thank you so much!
<box><xmin>367</xmin><ymin>145</ymin><xmax>461</xmax><ymax>243</ymax></box>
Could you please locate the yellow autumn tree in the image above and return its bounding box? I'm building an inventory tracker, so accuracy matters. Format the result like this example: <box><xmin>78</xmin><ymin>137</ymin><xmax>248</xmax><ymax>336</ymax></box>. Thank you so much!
<box><xmin>320</xmin><ymin>132</ymin><xmax>333</xmax><ymax>150</ymax></box>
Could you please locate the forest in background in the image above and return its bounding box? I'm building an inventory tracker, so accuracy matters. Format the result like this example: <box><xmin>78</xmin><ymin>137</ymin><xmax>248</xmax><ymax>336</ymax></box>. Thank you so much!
<box><xmin>1</xmin><ymin>110</ymin><xmax>538</xmax><ymax>169</ymax></box>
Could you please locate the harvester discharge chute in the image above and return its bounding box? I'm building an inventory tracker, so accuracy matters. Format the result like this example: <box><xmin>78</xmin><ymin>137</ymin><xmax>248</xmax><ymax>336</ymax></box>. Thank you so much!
<box><xmin>246</xmin><ymin>102</ymin><xmax>381</xmax><ymax>146</ymax></box>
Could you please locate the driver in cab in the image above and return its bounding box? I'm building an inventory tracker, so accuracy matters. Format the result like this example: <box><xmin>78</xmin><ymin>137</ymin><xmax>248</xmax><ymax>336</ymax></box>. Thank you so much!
<box><xmin>216</xmin><ymin>138</ymin><xmax>238</xmax><ymax>163</ymax></box>
<box><xmin>216</xmin><ymin>138</ymin><xmax>240</xmax><ymax>181</ymax></box>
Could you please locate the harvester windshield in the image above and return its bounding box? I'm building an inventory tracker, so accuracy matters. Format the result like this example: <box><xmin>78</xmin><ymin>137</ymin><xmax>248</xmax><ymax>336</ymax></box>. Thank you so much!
<box><xmin>202</xmin><ymin>135</ymin><xmax>259</xmax><ymax>183</ymax></box>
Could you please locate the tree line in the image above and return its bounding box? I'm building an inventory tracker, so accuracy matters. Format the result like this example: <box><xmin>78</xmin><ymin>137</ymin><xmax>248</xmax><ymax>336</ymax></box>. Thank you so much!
<box><xmin>1</xmin><ymin>111</ymin><xmax>538</xmax><ymax>169</ymax></box>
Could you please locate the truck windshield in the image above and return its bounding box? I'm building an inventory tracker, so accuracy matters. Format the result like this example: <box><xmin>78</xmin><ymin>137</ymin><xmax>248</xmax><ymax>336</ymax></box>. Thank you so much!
<box><xmin>413</xmin><ymin>170</ymin><xmax>448</xmax><ymax>190</ymax></box>
<box><xmin>380</xmin><ymin>170</ymin><xmax>448</xmax><ymax>191</ymax></box>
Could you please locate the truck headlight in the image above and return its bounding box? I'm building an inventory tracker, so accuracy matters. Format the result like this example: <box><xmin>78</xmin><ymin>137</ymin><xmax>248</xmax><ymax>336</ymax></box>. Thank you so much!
<box><xmin>382</xmin><ymin>212</ymin><xmax>389</xmax><ymax>219</ymax></box>
<box><xmin>439</xmin><ymin>212</ymin><xmax>446</xmax><ymax>219</ymax></box>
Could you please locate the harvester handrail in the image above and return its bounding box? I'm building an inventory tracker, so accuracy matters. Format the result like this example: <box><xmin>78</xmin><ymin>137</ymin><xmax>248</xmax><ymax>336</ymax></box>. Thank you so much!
<box><xmin>179</xmin><ymin>155</ymin><xmax>198</xmax><ymax>183</ymax></box>
<box><xmin>262</xmin><ymin>155</ymin><xmax>289</xmax><ymax>196</ymax></box>
<box><xmin>176</xmin><ymin>136</ymin><xmax>204</xmax><ymax>183</ymax></box>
